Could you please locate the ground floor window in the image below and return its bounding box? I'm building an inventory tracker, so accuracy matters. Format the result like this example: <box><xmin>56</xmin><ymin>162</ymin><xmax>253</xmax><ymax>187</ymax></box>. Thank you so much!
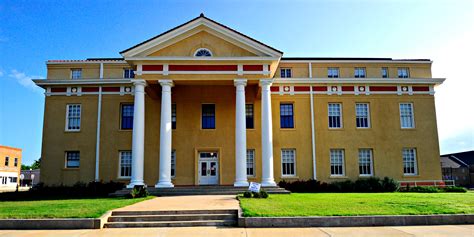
<box><xmin>358</xmin><ymin>149</ymin><xmax>373</xmax><ymax>176</ymax></box>
<box><xmin>171</xmin><ymin>150</ymin><xmax>176</xmax><ymax>177</ymax></box>
<box><xmin>65</xmin><ymin>151</ymin><xmax>80</xmax><ymax>168</ymax></box>
<box><xmin>281</xmin><ymin>149</ymin><xmax>296</xmax><ymax>176</ymax></box>
<box><xmin>403</xmin><ymin>148</ymin><xmax>418</xmax><ymax>175</ymax></box>
<box><xmin>246</xmin><ymin>149</ymin><xmax>255</xmax><ymax>176</ymax></box>
<box><xmin>330</xmin><ymin>149</ymin><xmax>345</xmax><ymax>176</ymax></box>
<box><xmin>119</xmin><ymin>151</ymin><xmax>132</xmax><ymax>178</ymax></box>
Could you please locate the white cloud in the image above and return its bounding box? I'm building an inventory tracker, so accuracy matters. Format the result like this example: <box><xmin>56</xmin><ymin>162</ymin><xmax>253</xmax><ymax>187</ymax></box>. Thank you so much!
<box><xmin>7</xmin><ymin>69</ymin><xmax>44</xmax><ymax>94</ymax></box>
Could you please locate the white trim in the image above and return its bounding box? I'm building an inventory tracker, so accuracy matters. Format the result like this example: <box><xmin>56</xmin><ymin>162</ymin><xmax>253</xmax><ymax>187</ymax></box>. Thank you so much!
<box><xmin>330</xmin><ymin>149</ymin><xmax>345</xmax><ymax>177</ymax></box>
<box><xmin>403</xmin><ymin>148</ymin><xmax>418</xmax><ymax>176</ymax></box>
<box><xmin>65</xmin><ymin>104</ymin><xmax>81</xmax><ymax>132</ymax></box>
<box><xmin>280</xmin><ymin>59</ymin><xmax>433</xmax><ymax>64</ymax></box>
<box><xmin>281</xmin><ymin>149</ymin><xmax>297</xmax><ymax>177</ymax></box>
<box><xmin>99</xmin><ymin>63</ymin><xmax>104</xmax><ymax>79</ymax></box>
<box><xmin>273</xmin><ymin>78</ymin><xmax>445</xmax><ymax>85</ymax></box>
<box><xmin>47</xmin><ymin>60</ymin><xmax>127</xmax><ymax>65</ymax></box>
<box><xmin>34</xmin><ymin>79</ymin><xmax>133</xmax><ymax>87</ymax></box>
<box><xmin>399</xmin><ymin>103</ymin><xmax>415</xmax><ymax>129</ymax></box>
<box><xmin>194</xmin><ymin>48</ymin><xmax>213</xmax><ymax>57</ymax></box>
<box><xmin>310</xmin><ymin>86</ymin><xmax>316</xmax><ymax>180</ymax></box>
<box><xmin>118</xmin><ymin>151</ymin><xmax>132</xmax><ymax>179</ymax></box>
<box><xmin>358</xmin><ymin>148</ymin><xmax>374</xmax><ymax>177</ymax></box>
<box><xmin>139</xmin><ymin>70</ymin><xmax>270</xmax><ymax>75</ymax></box>
<box><xmin>124</xmin><ymin>56</ymin><xmax>279</xmax><ymax>61</ymax></box>
<box><xmin>308</xmin><ymin>62</ymin><xmax>312</xmax><ymax>78</ymax></box>
<box><xmin>94</xmin><ymin>87</ymin><xmax>102</xmax><ymax>181</ymax></box>
<box><xmin>355</xmin><ymin>103</ymin><xmax>371</xmax><ymax>129</ymax></box>
<box><xmin>328</xmin><ymin>103</ymin><xmax>343</xmax><ymax>129</ymax></box>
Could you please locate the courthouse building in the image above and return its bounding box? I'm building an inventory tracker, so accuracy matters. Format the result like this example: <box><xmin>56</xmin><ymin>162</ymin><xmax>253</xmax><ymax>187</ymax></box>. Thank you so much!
<box><xmin>34</xmin><ymin>14</ymin><xmax>445</xmax><ymax>188</ymax></box>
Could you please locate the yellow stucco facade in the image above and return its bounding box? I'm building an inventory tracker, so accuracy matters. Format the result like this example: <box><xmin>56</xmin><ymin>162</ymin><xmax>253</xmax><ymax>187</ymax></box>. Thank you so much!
<box><xmin>35</xmin><ymin>15</ymin><xmax>444</xmax><ymax>187</ymax></box>
<box><xmin>0</xmin><ymin>145</ymin><xmax>22</xmax><ymax>189</ymax></box>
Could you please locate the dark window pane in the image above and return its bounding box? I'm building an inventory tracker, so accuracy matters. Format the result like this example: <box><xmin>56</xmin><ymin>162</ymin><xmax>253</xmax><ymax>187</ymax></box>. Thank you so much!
<box><xmin>202</xmin><ymin>104</ymin><xmax>215</xmax><ymax>129</ymax></box>
<box><xmin>280</xmin><ymin>104</ymin><xmax>294</xmax><ymax>128</ymax></box>
<box><xmin>121</xmin><ymin>104</ymin><xmax>134</xmax><ymax>129</ymax></box>
<box><xmin>246</xmin><ymin>104</ymin><xmax>254</xmax><ymax>129</ymax></box>
<box><xmin>172</xmin><ymin>104</ymin><xmax>177</xmax><ymax>129</ymax></box>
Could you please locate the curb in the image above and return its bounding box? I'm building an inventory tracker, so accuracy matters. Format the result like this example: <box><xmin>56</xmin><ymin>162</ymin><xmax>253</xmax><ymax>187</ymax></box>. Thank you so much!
<box><xmin>238</xmin><ymin>214</ymin><xmax>474</xmax><ymax>227</ymax></box>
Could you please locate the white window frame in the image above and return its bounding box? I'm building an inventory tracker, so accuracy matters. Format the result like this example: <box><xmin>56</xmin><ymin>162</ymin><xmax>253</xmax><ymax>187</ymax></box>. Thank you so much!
<box><xmin>171</xmin><ymin>150</ymin><xmax>176</xmax><ymax>178</ymax></box>
<box><xmin>328</xmin><ymin>67</ymin><xmax>339</xmax><ymax>78</ymax></box>
<box><xmin>354</xmin><ymin>67</ymin><xmax>366</xmax><ymax>78</ymax></box>
<box><xmin>397</xmin><ymin>67</ymin><xmax>410</xmax><ymax>78</ymax></box>
<box><xmin>280</xmin><ymin>68</ymin><xmax>292</xmax><ymax>78</ymax></box>
<box><xmin>399</xmin><ymin>103</ymin><xmax>415</xmax><ymax>129</ymax></box>
<box><xmin>328</xmin><ymin>103</ymin><xmax>343</xmax><ymax>129</ymax></box>
<box><xmin>65</xmin><ymin>151</ymin><xmax>80</xmax><ymax>168</ymax></box>
<box><xmin>194</xmin><ymin>48</ymin><xmax>213</xmax><ymax>57</ymax></box>
<box><xmin>65</xmin><ymin>104</ymin><xmax>81</xmax><ymax>131</ymax></box>
<box><xmin>403</xmin><ymin>148</ymin><xmax>418</xmax><ymax>176</ymax></box>
<box><xmin>71</xmin><ymin>69</ymin><xmax>82</xmax><ymax>79</ymax></box>
<box><xmin>118</xmin><ymin>151</ymin><xmax>132</xmax><ymax>178</ymax></box>
<box><xmin>246</xmin><ymin>149</ymin><xmax>255</xmax><ymax>177</ymax></box>
<box><xmin>355</xmin><ymin>103</ymin><xmax>370</xmax><ymax>128</ymax></box>
<box><xmin>358</xmin><ymin>149</ymin><xmax>373</xmax><ymax>176</ymax></box>
<box><xmin>330</xmin><ymin>149</ymin><xmax>345</xmax><ymax>176</ymax></box>
<box><xmin>281</xmin><ymin>149</ymin><xmax>296</xmax><ymax>177</ymax></box>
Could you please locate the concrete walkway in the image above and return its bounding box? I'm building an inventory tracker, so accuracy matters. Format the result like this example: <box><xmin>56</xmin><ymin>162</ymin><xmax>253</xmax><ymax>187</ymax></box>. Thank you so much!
<box><xmin>0</xmin><ymin>225</ymin><xmax>472</xmax><ymax>236</ymax></box>
<box><xmin>114</xmin><ymin>195</ymin><xmax>239</xmax><ymax>211</ymax></box>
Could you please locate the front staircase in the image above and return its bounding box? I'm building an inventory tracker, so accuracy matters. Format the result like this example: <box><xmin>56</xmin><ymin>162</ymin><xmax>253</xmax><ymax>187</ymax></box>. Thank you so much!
<box><xmin>110</xmin><ymin>185</ymin><xmax>290</xmax><ymax>197</ymax></box>
<box><xmin>104</xmin><ymin>209</ymin><xmax>237</xmax><ymax>228</ymax></box>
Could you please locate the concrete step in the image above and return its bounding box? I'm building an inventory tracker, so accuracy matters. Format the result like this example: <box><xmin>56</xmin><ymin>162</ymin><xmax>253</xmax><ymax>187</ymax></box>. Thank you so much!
<box><xmin>111</xmin><ymin>209</ymin><xmax>237</xmax><ymax>216</ymax></box>
<box><xmin>108</xmin><ymin>213</ymin><xmax>235</xmax><ymax>222</ymax></box>
<box><xmin>104</xmin><ymin>220</ymin><xmax>236</xmax><ymax>228</ymax></box>
<box><xmin>110</xmin><ymin>186</ymin><xmax>290</xmax><ymax>197</ymax></box>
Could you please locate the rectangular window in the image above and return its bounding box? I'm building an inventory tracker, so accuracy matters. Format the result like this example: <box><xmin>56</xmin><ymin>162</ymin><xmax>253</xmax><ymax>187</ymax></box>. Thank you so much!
<box><xmin>280</xmin><ymin>68</ymin><xmax>292</xmax><ymax>78</ymax></box>
<box><xmin>328</xmin><ymin>67</ymin><xmax>339</xmax><ymax>78</ymax></box>
<box><xmin>202</xmin><ymin>104</ymin><xmax>215</xmax><ymax>129</ymax></box>
<box><xmin>359</xmin><ymin>149</ymin><xmax>373</xmax><ymax>176</ymax></box>
<box><xmin>399</xmin><ymin>103</ymin><xmax>415</xmax><ymax>128</ymax></box>
<box><xmin>330</xmin><ymin>149</ymin><xmax>345</xmax><ymax>176</ymax></box>
<box><xmin>280</xmin><ymin>103</ymin><xmax>294</xmax><ymax>128</ymax></box>
<box><xmin>403</xmin><ymin>148</ymin><xmax>417</xmax><ymax>175</ymax></box>
<box><xmin>246</xmin><ymin>149</ymin><xmax>255</xmax><ymax>177</ymax></box>
<box><xmin>172</xmin><ymin>104</ymin><xmax>177</xmax><ymax>129</ymax></box>
<box><xmin>328</xmin><ymin>103</ymin><xmax>342</xmax><ymax>128</ymax></box>
<box><xmin>382</xmin><ymin>67</ymin><xmax>388</xmax><ymax>78</ymax></box>
<box><xmin>119</xmin><ymin>151</ymin><xmax>132</xmax><ymax>178</ymax></box>
<box><xmin>71</xmin><ymin>69</ymin><xmax>82</xmax><ymax>79</ymax></box>
<box><xmin>14</xmin><ymin>158</ymin><xmax>18</xmax><ymax>167</ymax></box>
<box><xmin>66</xmin><ymin>151</ymin><xmax>80</xmax><ymax>168</ymax></box>
<box><xmin>354</xmin><ymin>67</ymin><xmax>366</xmax><ymax>78</ymax></box>
<box><xmin>4</xmin><ymin>157</ymin><xmax>9</xmax><ymax>166</ymax></box>
<box><xmin>121</xmin><ymin>104</ymin><xmax>134</xmax><ymax>130</ymax></box>
<box><xmin>355</xmin><ymin>103</ymin><xmax>370</xmax><ymax>128</ymax></box>
<box><xmin>123</xmin><ymin>69</ymin><xmax>135</xmax><ymax>78</ymax></box>
<box><xmin>246</xmin><ymin>104</ymin><xmax>254</xmax><ymax>129</ymax></box>
<box><xmin>171</xmin><ymin>150</ymin><xmax>176</xmax><ymax>177</ymax></box>
<box><xmin>66</xmin><ymin>104</ymin><xmax>81</xmax><ymax>131</ymax></box>
<box><xmin>281</xmin><ymin>149</ymin><xmax>296</xmax><ymax>176</ymax></box>
<box><xmin>398</xmin><ymin>68</ymin><xmax>409</xmax><ymax>78</ymax></box>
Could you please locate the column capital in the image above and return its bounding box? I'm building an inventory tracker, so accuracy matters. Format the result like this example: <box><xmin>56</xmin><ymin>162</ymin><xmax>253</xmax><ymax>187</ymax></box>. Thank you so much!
<box><xmin>234</xmin><ymin>79</ymin><xmax>247</xmax><ymax>87</ymax></box>
<box><xmin>131</xmin><ymin>79</ymin><xmax>147</xmax><ymax>87</ymax></box>
<box><xmin>158</xmin><ymin>79</ymin><xmax>174</xmax><ymax>87</ymax></box>
<box><xmin>259</xmin><ymin>79</ymin><xmax>273</xmax><ymax>87</ymax></box>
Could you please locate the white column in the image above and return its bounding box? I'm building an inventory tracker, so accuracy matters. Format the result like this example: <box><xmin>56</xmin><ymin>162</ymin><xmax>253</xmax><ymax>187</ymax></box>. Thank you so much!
<box><xmin>234</xmin><ymin>79</ymin><xmax>249</xmax><ymax>187</ymax></box>
<box><xmin>127</xmin><ymin>80</ymin><xmax>147</xmax><ymax>188</ymax></box>
<box><xmin>260</xmin><ymin>79</ymin><xmax>277</xmax><ymax>187</ymax></box>
<box><xmin>155</xmin><ymin>80</ymin><xmax>174</xmax><ymax>188</ymax></box>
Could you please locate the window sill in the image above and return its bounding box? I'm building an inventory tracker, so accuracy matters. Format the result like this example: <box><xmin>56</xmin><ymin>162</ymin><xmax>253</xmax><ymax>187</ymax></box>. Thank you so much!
<box><xmin>328</xmin><ymin>128</ymin><xmax>344</xmax><ymax>130</ymax></box>
<box><xmin>62</xmin><ymin>168</ymin><xmax>79</xmax><ymax>171</ymax></box>
<box><xmin>117</xmin><ymin>177</ymin><xmax>131</xmax><ymax>180</ymax></box>
<box><xmin>356</xmin><ymin>127</ymin><xmax>371</xmax><ymax>130</ymax></box>
<box><xmin>359</xmin><ymin>175</ymin><xmax>374</xmax><ymax>178</ymax></box>
<box><xmin>118</xmin><ymin>129</ymin><xmax>133</xmax><ymax>132</ymax></box>
<box><xmin>281</xmin><ymin>176</ymin><xmax>299</xmax><ymax>179</ymax></box>
<box><xmin>329</xmin><ymin>175</ymin><xmax>348</xmax><ymax>179</ymax></box>
<box><xmin>65</xmin><ymin>130</ymin><xmax>81</xmax><ymax>133</ymax></box>
<box><xmin>280</xmin><ymin>128</ymin><xmax>296</xmax><ymax>131</ymax></box>
<box><xmin>403</xmin><ymin>174</ymin><xmax>420</xmax><ymax>178</ymax></box>
<box><xmin>401</xmin><ymin>128</ymin><xmax>416</xmax><ymax>130</ymax></box>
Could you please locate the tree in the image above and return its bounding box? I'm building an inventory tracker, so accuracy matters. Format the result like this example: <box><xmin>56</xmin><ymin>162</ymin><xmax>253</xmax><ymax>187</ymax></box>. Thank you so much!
<box><xmin>31</xmin><ymin>158</ymin><xmax>41</xmax><ymax>170</ymax></box>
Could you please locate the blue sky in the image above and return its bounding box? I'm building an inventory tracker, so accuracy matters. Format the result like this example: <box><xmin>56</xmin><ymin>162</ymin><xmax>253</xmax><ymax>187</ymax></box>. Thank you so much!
<box><xmin>1</xmin><ymin>0</ymin><xmax>473</xmax><ymax>165</ymax></box>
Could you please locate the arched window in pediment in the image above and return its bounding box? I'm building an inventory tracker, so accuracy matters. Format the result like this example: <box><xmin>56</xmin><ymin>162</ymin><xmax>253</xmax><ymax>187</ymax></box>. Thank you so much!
<box><xmin>194</xmin><ymin>48</ymin><xmax>212</xmax><ymax>57</ymax></box>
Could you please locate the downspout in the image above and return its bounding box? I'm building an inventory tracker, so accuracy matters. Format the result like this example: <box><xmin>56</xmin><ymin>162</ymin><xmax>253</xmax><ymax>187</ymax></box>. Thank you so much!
<box><xmin>95</xmin><ymin>63</ymin><xmax>103</xmax><ymax>181</ymax></box>
<box><xmin>309</xmin><ymin>62</ymin><xmax>317</xmax><ymax>180</ymax></box>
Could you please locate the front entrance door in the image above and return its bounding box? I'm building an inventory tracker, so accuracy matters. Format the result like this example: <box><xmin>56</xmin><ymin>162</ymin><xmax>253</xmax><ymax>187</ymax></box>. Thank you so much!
<box><xmin>198</xmin><ymin>152</ymin><xmax>219</xmax><ymax>185</ymax></box>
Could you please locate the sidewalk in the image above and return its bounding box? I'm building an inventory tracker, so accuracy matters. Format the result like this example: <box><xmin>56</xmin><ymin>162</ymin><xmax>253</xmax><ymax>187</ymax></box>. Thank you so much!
<box><xmin>113</xmin><ymin>195</ymin><xmax>239</xmax><ymax>211</ymax></box>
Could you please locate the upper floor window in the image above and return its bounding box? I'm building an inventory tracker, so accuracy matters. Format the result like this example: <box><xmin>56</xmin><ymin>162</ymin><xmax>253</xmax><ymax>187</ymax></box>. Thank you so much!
<box><xmin>71</xmin><ymin>69</ymin><xmax>82</xmax><ymax>79</ymax></box>
<box><xmin>247</xmin><ymin>149</ymin><xmax>255</xmax><ymax>177</ymax></box>
<box><xmin>330</xmin><ymin>149</ymin><xmax>345</xmax><ymax>176</ymax></box>
<box><xmin>172</xmin><ymin>104</ymin><xmax>177</xmax><ymax>129</ymax></box>
<box><xmin>359</xmin><ymin>149</ymin><xmax>373</xmax><ymax>176</ymax></box>
<box><xmin>398</xmin><ymin>68</ymin><xmax>410</xmax><ymax>78</ymax></box>
<box><xmin>171</xmin><ymin>150</ymin><xmax>176</xmax><ymax>177</ymax></box>
<box><xmin>4</xmin><ymin>157</ymin><xmax>9</xmax><ymax>166</ymax></box>
<box><xmin>280</xmin><ymin>103</ymin><xmax>294</xmax><ymax>128</ymax></box>
<box><xmin>328</xmin><ymin>103</ymin><xmax>342</xmax><ymax>128</ymax></box>
<box><xmin>354</xmin><ymin>68</ymin><xmax>366</xmax><ymax>78</ymax></box>
<box><xmin>399</xmin><ymin>103</ymin><xmax>415</xmax><ymax>128</ymax></box>
<box><xmin>66</xmin><ymin>151</ymin><xmax>80</xmax><ymax>168</ymax></box>
<box><xmin>121</xmin><ymin>104</ymin><xmax>134</xmax><ymax>130</ymax></box>
<box><xmin>355</xmin><ymin>103</ymin><xmax>370</xmax><ymax>128</ymax></box>
<box><xmin>328</xmin><ymin>68</ymin><xmax>339</xmax><ymax>78</ymax></box>
<box><xmin>381</xmin><ymin>67</ymin><xmax>388</xmax><ymax>78</ymax></box>
<box><xmin>194</xmin><ymin>48</ymin><xmax>212</xmax><ymax>57</ymax></box>
<box><xmin>246</xmin><ymin>104</ymin><xmax>254</xmax><ymax>129</ymax></box>
<box><xmin>281</xmin><ymin>149</ymin><xmax>296</xmax><ymax>176</ymax></box>
<box><xmin>403</xmin><ymin>148</ymin><xmax>417</xmax><ymax>175</ymax></box>
<box><xmin>124</xmin><ymin>69</ymin><xmax>135</xmax><ymax>78</ymax></box>
<box><xmin>14</xmin><ymin>158</ymin><xmax>18</xmax><ymax>167</ymax></box>
<box><xmin>202</xmin><ymin>104</ymin><xmax>215</xmax><ymax>129</ymax></box>
<box><xmin>119</xmin><ymin>151</ymin><xmax>132</xmax><ymax>178</ymax></box>
<box><xmin>66</xmin><ymin>104</ymin><xmax>81</xmax><ymax>131</ymax></box>
<box><xmin>280</xmin><ymin>68</ymin><xmax>292</xmax><ymax>78</ymax></box>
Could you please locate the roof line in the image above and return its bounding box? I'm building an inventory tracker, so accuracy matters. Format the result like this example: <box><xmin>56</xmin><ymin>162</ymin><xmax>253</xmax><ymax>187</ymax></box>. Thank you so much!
<box><xmin>281</xmin><ymin>57</ymin><xmax>431</xmax><ymax>61</ymax></box>
<box><xmin>450</xmin><ymin>155</ymin><xmax>470</xmax><ymax>167</ymax></box>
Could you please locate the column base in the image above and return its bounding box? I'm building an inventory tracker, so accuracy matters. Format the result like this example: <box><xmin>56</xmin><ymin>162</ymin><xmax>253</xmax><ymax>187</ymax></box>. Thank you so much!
<box><xmin>261</xmin><ymin>180</ymin><xmax>277</xmax><ymax>187</ymax></box>
<box><xmin>155</xmin><ymin>181</ymin><xmax>174</xmax><ymax>188</ymax></box>
<box><xmin>126</xmin><ymin>180</ymin><xmax>146</xmax><ymax>188</ymax></box>
<box><xmin>233</xmin><ymin>181</ymin><xmax>249</xmax><ymax>187</ymax></box>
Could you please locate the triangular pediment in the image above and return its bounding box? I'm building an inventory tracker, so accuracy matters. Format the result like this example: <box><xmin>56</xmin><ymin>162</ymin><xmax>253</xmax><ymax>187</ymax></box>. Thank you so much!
<box><xmin>121</xmin><ymin>15</ymin><xmax>283</xmax><ymax>58</ymax></box>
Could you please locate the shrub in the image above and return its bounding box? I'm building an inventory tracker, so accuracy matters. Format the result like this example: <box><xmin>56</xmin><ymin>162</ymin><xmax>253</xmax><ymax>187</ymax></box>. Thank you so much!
<box><xmin>328</xmin><ymin>180</ymin><xmax>355</xmax><ymax>192</ymax></box>
<box><xmin>443</xmin><ymin>186</ymin><xmax>467</xmax><ymax>193</ymax></box>
<box><xmin>406</xmin><ymin>186</ymin><xmax>441</xmax><ymax>193</ymax></box>
<box><xmin>355</xmin><ymin>177</ymin><xmax>383</xmax><ymax>192</ymax></box>
<box><xmin>278</xmin><ymin>177</ymin><xmax>399</xmax><ymax>193</ymax></box>
<box><xmin>243</xmin><ymin>191</ymin><xmax>252</xmax><ymax>198</ymax></box>
<box><xmin>259</xmin><ymin>190</ymin><xmax>269</xmax><ymax>198</ymax></box>
<box><xmin>252</xmin><ymin>192</ymin><xmax>261</xmax><ymax>198</ymax></box>
<box><xmin>381</xmin><ymin>177</ymin><xmax>399</xmax><ymax>192</ymax></box>
<box><xmin>129</xmin><ymin>185</ymin><xmax>149</xmax><ymax>198</ymax></box>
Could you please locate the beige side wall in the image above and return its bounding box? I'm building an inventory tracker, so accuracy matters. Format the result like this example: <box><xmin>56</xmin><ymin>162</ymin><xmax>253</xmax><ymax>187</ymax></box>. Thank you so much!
<box><xmin>0</xmin><ymin>146</ymin><xmax>22</xmax><ymax>185</ymax></box>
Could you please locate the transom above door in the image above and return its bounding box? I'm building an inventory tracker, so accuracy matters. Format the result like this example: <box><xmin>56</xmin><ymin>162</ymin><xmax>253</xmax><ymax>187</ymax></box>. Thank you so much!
<box><xmin>198</xmin><ymin>151</ymin><xmax>219</xmax><ymax>185</ymax></box>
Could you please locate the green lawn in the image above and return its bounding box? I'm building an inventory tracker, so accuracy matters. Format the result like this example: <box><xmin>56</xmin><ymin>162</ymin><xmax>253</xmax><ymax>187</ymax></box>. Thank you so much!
<box><xmin>240</xmin><ymin>192</ymin><xmax>474</xmax><ymax>217</ymax></box>
<box><xmin>0</xmin><ymin>196</ymin><xmax>153</xmax><ymax>219</ymax></box>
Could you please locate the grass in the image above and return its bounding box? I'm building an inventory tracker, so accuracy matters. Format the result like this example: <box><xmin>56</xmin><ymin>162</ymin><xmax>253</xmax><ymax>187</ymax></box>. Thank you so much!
<box><xmin>0</xmin><ymin>196</ymin><xmax>153</xmax><ymax>219</ymax></box>
<box><xmin>239</xmin><ymin>192</ymin><xmax>474</xmax><ymax>217</ymax></box>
